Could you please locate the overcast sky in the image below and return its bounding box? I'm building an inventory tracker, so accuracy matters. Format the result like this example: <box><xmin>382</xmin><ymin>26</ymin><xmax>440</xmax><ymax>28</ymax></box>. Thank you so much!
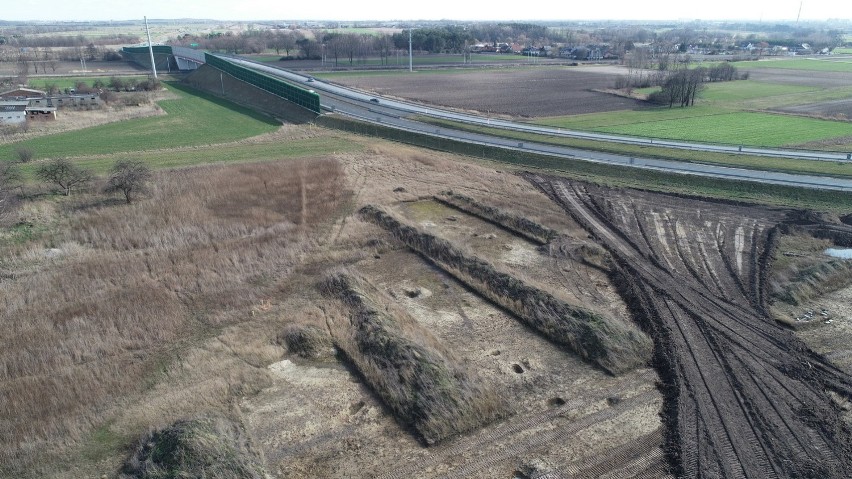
<box><xmin>5</xmin><ymin>0</ymin><xmax>850</xmax><ymax>23</ymax></box>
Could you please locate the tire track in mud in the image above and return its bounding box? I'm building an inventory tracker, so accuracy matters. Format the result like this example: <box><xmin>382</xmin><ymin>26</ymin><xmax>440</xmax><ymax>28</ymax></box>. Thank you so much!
<box><xmin>565</xmin><ymin>428</ymin><xmax>666</xmax><ymax>478</ymax></box>
<box><xmin>374</xmin><ymin>370</ymin><xmax>658</xmax><ymax>479</ymax></box>
<box><xmin>525</xmin><ymin>173</ymin><xmax>852</xmax><ymax>478</ymax></box>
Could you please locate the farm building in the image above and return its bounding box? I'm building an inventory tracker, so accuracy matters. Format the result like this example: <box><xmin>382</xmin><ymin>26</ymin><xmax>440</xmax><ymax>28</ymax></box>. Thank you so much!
<box><xmin>27</xmin><ymin>94</ymin><xmax>100</xmax><ymax>109</ymax></box>
<box><xmin>0</xmin><ymin>87</ymin><xmax>46</xmax><ymax>99</ymax></box>
<box><xmin>0</xmin><ymin>100</ymin><xmax>28</xmax><ymax>125</ymax></box>
<box><xmin>26</xmin><ymin>106</ymin><xmax>57</xmax><ymax>121</ymax></box>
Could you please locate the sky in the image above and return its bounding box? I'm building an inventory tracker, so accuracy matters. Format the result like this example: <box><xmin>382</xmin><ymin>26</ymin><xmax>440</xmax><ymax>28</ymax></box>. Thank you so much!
<box><xmin>4</xmin><ymin>0</ymin><xmax>850</xmax><ymax>23</ymax></box>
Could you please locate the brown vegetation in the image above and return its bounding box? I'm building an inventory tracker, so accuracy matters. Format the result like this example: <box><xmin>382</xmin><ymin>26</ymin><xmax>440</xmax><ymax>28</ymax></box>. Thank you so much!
<box><xmin>122</xmin><ymin>414</ymin><xmax>267</xmax><ymax>479</ymax></box>
<box><xmin>321</xmin><ymin>270</ymin><xmax>508</xmax><ymax>445</ymax></box>
<box><xmin>0</xmin><ymin>158</ymin><xmax>348</xmax><ymax>476</ymax></box>
<box><xmin>435</xmin><ymin>190</ymin><xmax>558</xmax><ymax>244</ymax></box>
<box><xmin>359</xmin><ymin>205</ymin><xmax>652</xmax><ymax>375</ymax></box>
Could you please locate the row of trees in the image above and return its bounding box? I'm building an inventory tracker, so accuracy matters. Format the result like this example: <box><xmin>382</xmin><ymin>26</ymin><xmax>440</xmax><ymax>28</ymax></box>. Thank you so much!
<box><xmin>0</xmin><ymin>33</ymin><xmax>140</xmax><ymax>48</ymax></box>
<box><xmin>1</xmin><ymin>154</ymin><xmax>151</xmax><ymax>206</ymax></box>
<box><xmin>649</xmin><ymin>64</ymin><xmax>745</xmax><ymax>108</ymax></box>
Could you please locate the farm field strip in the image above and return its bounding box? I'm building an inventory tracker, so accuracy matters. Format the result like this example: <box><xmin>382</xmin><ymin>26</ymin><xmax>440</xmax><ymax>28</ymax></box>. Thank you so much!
<box><xmin>594</xmin><ymin>111</ymin><xmax>852</xmax><ymax>147</ymax></box>
<box><xmin>744</xmin><ymin>58</ymin><xmax>852</xmax><ymax>72</ymax></box>
<box><xmin>527</xmin><ymin>174</ymin><xmax>852</xmax><ymax>477</ymax></box>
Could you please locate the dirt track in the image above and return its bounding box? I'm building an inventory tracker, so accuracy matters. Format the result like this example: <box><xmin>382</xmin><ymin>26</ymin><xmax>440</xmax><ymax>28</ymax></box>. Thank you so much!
<box><xmin>527</xmin><ymin>174</ymin><xmax>852</xmax><ymax>478</ymax></box>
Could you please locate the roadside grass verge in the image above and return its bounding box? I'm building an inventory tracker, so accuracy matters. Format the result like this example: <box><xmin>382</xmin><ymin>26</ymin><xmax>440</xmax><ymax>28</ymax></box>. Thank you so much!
<box><xmin>596</xmin><ymin>111</ymin><xmax>852</xmax><ymax>147</ymax></box>
<box><xmin>322</xmin><ymin>269</ymin><xmax>508</xmax><ymax>445</ymax></box>
<box><xmin>417</xmin><ymin>116</ymin><xmax>852</xmax><ymax>178</ymax></box>
<box><xmin>534</xmin><ymin>107</ymin><xmax>852</xmax><ymax>148</ymax></box>
<box><xmin>0</xmin><ymin>82</ymin><xmax>280</xmax><ymax>159</ymax></box>
<box><xmin>319</xmin><ymin>115</ymin><xmax>852</xmax><ymax>212</ymax></box>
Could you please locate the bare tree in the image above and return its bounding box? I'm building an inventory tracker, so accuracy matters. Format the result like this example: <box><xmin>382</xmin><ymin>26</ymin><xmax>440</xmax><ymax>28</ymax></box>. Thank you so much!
<box><xmin>35</xmin><ymin>158</ymin><xmax>93</xmax><ymax>196</ymax></box>
<box><xmin>103</xmin><ymin>159</ymin><xmax>151</xmax><ymax>204</ymax></box>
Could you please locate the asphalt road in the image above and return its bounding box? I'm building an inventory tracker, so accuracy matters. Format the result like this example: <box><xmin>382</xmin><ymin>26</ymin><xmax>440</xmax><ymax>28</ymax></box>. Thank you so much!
<box><xmin>221</xmin><ymin>56</ymin><xmax>852</xmax><ymax>192</ymax></box>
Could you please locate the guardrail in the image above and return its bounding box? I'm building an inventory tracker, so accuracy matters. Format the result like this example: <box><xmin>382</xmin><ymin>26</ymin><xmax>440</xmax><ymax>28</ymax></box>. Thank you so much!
<box><xmin>204</xmin><ymin>54</ymin><xmax>320</xmax><ymax>114</ymax></box>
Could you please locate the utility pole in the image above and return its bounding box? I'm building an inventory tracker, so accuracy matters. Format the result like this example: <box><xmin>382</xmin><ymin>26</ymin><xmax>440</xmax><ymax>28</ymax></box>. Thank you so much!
<box><xmin>409</xmin><ymin>28</ymin><xmax>413</xmax><ymax>72</ymax></box>
<box><xmin>145</xmin><ymin>16</ymin><xmax>158</xmax><ymax>79</ymax></box>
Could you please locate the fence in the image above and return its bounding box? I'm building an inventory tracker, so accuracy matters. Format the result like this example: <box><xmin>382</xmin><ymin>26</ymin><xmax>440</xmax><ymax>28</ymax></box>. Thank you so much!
<box><xmin>204</xmin><ymin>54</ymin><xmax>321</xmax><ymax>114</ymax></box>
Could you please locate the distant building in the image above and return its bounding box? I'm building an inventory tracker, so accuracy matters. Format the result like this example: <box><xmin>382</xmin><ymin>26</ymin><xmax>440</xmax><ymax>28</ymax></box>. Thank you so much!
<box><xmin>0</xmin><ymin>87</ymin><xmax>46</xmax><ymax>99</ymax></box>
<box><xmin>27</xmin><ymin>106</ymin><xmax>57</xmax><ymax>121</ymax></box>
<box><xmin>0</xmin><ymin>100</ymin><xmax>29</xmax><ymax>125</ymax></box>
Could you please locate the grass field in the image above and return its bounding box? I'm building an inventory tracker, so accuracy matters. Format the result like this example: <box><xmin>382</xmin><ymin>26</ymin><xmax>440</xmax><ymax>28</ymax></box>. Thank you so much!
<box><xmin>742</xmin><ymin>58</ymin><xmax>852</xmax><ymax>72</ymax></box>
<box><xmin>0</xmin><ymin>82</ymin><xmax>280</xmax><ymax>160</ymax></box>
<box><xmin>594</xmin><ymin>111</ymin><xmax>852</xmax><ymax>147</ymax></box>
<box><xmin>535</xmin><ymin>85</ymin><xmax>852</xmax><ymax>148</ymax></box>
<box><xmin>699</xmin><ymin>81</ymin><xmax>818</xmax><ymax>102</ymax></box>
<box><xmin>419</xmin><ymin>117</ymin><xmax>852</xmax><ymax>178</ymax></box>
<box><xmin>834</xmin><ymin>48</ymin><xmax>852</xmax><ymax>54</ymax></box>
<box><xmin>15</xmin><ymin>135</ymin><xmax>358</xmax><ymax>178</ymax></box>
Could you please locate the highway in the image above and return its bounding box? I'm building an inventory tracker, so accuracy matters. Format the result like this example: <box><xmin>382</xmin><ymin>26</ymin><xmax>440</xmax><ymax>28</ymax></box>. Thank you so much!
<box><xmin>221</xmin><ymin>55</ymin><xmax>852</xmax><ymax>191</ymax></box>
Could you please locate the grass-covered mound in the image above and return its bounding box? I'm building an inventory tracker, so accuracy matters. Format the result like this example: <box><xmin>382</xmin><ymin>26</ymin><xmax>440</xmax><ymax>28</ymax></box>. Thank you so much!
<box><xmin>435</xmin><ymin>191</ymin><xmax>558</xmax><ymax>244</ymax></box>
<box><xmin>322</xmin><ymin>270</ymin><xmax>508</xmax><ymax>445</ymax></box>
<box><xmin>360</xmin><ymin>205</ymin><xmax>652</xmax><ymax>375</ymax></box>
<box><xmin>122</xmin><ymin>415</ymin><xmax>266</xmax><ymax>479</ymax></box>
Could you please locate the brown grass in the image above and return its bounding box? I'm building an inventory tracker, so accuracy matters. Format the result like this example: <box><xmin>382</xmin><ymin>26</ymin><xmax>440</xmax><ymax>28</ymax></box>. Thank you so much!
<box><xmin>0</xmin><ymin>158</ymin><xmax>349</xmax><ymax>475</ymax></box>
<box><xmin>435</xmin><ymin>190</ymin><xmax>559</xmax><ymax>244</ymax></box>
<box><xmin>121</xmin><ymin>413</ymin><xmax>267</xmax><ymax>479</ymax></box>
<box><xmin>321</xmin><ymin>269</ymin><xmax>509</xmax><ymax>445</ymax></box>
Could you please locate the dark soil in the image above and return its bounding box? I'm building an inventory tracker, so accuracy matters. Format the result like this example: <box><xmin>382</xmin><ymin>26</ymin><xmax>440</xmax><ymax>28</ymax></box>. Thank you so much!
<box><xmin>325</xmin><ymin>67</ymin><xmax>646</xmax><ymax>117</ymax></box>
<box><xmin>741</xmin><ymin>67</ymin><xmax>852</xmax><ymax>89</ymax></box>
<box><xmin>527</xmin><ymin>173</ymin><xmax>852</xmax><ymax>478</ymax></box>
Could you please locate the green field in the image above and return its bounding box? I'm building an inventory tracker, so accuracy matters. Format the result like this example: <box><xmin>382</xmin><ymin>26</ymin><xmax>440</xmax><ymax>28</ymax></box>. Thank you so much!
<box><xmin>16</xmin><ymin>136</ymin><xmax>358</xmax><ymax>178</ymax></box>
<box><xmin>699</xmin><ymin>81</ymin><xmax>818</xmax><ymax>102</ymax></box>
<box><xmin>535</xmin><ymin>77</ymin><xmax>852</xmax><ymax>148</ymax></box>
<box><xmin>596</xmin><ymin>111</ymin><xmax>851</xmax><ymax>147</ymax></box>
<box><xmin>538</xmin><ymin>108</ymin><xmax>851</xmax><ymax>148</ymax></box>
<box><xmin>741</xmin><ymin>58</ymin><xmax>852</xmax><ymax>72</ymax></box>
<box><xmin>421</xmin><ymin>116</ymin><xmax>852</xmax><ymax>178</ymax></box>
<box><xmin>0</xmin><ymin>82</ymin><xmax>280</xmax><ymax>160</ymax></box>
<box><xmin>834</xmin><ymin>48</ymin><xmax>852</xmax><ymax>54</ymax></box>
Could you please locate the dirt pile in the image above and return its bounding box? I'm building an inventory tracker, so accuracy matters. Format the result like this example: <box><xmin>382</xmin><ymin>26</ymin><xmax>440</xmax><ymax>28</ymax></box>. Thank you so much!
<box><xmin>322</xmin><ymin>270</ymin><xmax>508</xmax><ymax>445</ymax></box>
<box><xmin>359</xmin><ymin>205</ymin><xmax>652</xmax><ymax>375</ymax></box>
<box><xmin>122</xmin><ymin>414</ymin><xmax>266</xmax><ymax>479</ymax></box>
<box><xmin>528</xmin><ymin>173</ymin><xmax>852</xmax><ymax>478</ymax></box>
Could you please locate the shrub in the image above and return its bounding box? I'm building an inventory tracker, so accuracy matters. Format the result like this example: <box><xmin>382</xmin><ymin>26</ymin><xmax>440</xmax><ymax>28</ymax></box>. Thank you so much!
<box><xmin>122</xmin><ymin>414</ymin><xmax>267</xmax><ymax>479</ymax></box>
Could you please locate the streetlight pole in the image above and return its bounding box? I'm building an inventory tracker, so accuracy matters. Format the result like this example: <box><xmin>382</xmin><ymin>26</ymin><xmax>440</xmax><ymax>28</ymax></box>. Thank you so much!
<box><xmin>144</xmin><ymin>16</ymin><xmax>158</xmax><ymax>79</ymax></box>
<box><xmin>409</xmin><ymin>28</ymin><xmax>413</xmax><ymax>72</ymax></box>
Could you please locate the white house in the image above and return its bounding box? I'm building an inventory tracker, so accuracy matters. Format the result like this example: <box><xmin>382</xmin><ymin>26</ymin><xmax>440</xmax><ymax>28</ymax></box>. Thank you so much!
<box><xmin>0</xmin><ymin>100</ymin><xmax>28</xmax><ymax>125</ymax></box>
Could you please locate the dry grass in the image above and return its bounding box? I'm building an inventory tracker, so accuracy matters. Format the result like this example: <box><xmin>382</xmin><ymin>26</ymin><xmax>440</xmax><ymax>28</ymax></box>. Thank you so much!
<box><xmin>121</xmin><ymin>413</ymin><xmax>267</xmax><ymax>479</ymax></box>
<box><xmin>435</xmin><ymin>190</ymin><xmax>559</xmax><ymax>244</ymax></box>
<box><xmin>359</xmin><ymin>205</ymin><xmax>652</xmax><ymax>375</ymax></box>
<box><xmin>322</xmin><ymin>270</ymin><xmax>508</xmax><ymax>445</ymax></box>
<box><xmin>0</xmin><ymin>158</ymin><xmax>349</xmax><ymax>476</ymax></box>
<box><xmin>770</xmin><ymin>231</ymin><xmax>852</xmax><ymax>307</ymax></box>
